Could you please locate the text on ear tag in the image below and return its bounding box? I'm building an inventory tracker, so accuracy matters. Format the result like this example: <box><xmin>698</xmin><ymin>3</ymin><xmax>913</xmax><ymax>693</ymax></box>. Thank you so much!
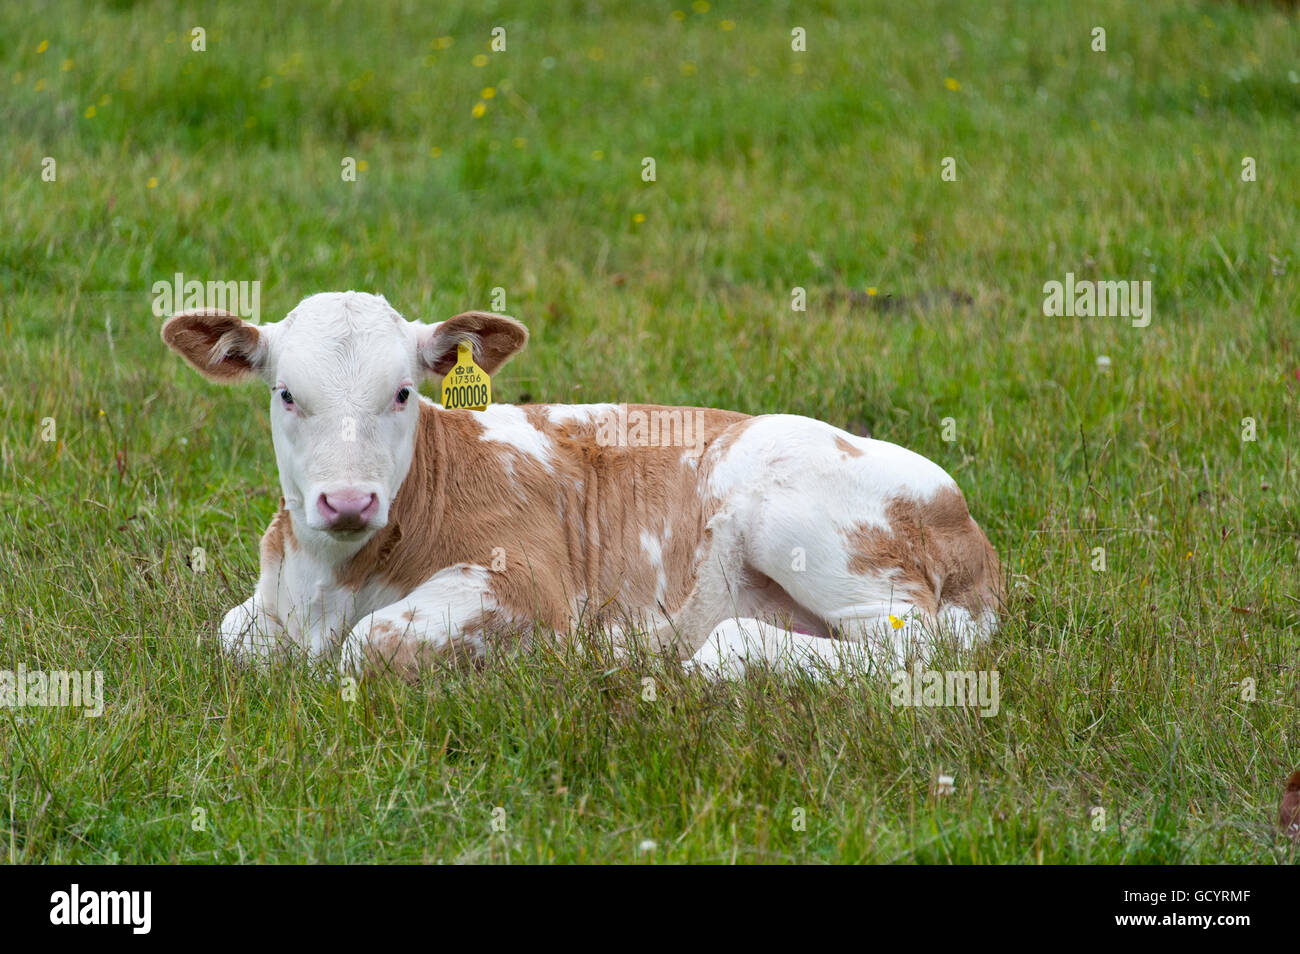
<box><xmin>441</xmin><ymin>341</ymin><xmax>491</xmax><ymax>411</ymax></box>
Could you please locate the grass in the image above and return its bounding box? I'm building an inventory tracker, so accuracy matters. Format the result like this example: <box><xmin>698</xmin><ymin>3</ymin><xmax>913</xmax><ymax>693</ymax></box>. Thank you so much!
<box><xmin>1</xmin><ymin>0</ymin><xmax>1298</xmax><ymax>863</ymax></box>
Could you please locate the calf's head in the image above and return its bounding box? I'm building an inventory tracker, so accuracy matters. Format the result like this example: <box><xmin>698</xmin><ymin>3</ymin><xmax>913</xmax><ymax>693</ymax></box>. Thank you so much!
<box><xmin>163</xmin><ymin>291</ymin><xmax>527</xmax><ymax>543</ymax></box>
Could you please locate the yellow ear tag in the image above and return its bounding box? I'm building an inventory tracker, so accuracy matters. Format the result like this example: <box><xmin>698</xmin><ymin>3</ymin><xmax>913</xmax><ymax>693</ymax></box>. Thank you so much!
<box><xmin>441</xmin><ymin>341</ymin><xmax>491</xmax><ymax>411</ymax></box>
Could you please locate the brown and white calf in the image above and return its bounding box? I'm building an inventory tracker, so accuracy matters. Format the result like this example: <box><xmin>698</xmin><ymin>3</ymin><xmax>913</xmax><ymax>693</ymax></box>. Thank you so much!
<box><xmin>163</xmin><ymin>292</ymin><xmax>1001</xmax><ymax>678</ymax></box>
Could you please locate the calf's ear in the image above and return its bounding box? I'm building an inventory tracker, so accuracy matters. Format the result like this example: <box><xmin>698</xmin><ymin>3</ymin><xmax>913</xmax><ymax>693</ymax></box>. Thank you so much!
<box><xmin>161</xmin><ymin>309</ymin><xmax>269</xmax><ymax>383</ymax></box>
<box><xmin>416</xmin><ymin>311</ymin><xmax>529</xmax><ymax>378</ymax></box>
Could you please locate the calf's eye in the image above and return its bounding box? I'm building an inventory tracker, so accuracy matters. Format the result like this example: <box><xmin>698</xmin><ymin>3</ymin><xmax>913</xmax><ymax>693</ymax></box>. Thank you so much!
<box><xmin>396</xmin><ymin>386</ymin><xmax>411</xmax><ymax>405</ymax></box>
<box><xmin>280</xmin><ymin>388</ymin><xmax>295</xmax><ymax>407</ymax></box>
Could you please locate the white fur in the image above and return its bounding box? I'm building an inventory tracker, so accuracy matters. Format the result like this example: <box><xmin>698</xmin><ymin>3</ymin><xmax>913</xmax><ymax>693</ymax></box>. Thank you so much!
<box><xmin>475</xmin><ymin>403</ymin><xmax>555</xmax><ymax>468</ymax></box>
<box><xmin>544</xmin><ymin>403</ymin><xmax>619</xmax><ymax>426</ymax></box>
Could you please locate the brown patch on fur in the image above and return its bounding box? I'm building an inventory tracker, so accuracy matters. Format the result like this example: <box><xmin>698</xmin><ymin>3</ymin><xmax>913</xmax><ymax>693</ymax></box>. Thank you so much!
<box><xmin>161</xmin><ymin>309</ymin><xmax>266</xmax><ymax>382</ymax></box>
<box><xmin>834</xmin><ymin>436</ymin><xmax>863</xmax><ymax>458</ymax></box>
<box><xmin>701</xmin><ymin>415</ymin><xmax>755</xmax><ymax>463</ymax></box>
<box><xmin>541</xmin><ymin>405</ymin><xmax>748</xmax><ymax>622</ymax></box>
<box><xmin>1279</xmin><ymin>770</ymin><xmax>1300</xmax><ymax>841</ymax></box>
<box><xmin>844</xmin><ymin>487</ymin><xmax>1002</xmax><ymax>619</ymax></box>
<box><xmin>337</xmin><ymin>402</ymin><xmax>749</xmax><ymax>640</ymax></box>
<box><xmin>259</xmin><ymin>501</ymin><xmax>296</xmax><ymax>565</ymax></box>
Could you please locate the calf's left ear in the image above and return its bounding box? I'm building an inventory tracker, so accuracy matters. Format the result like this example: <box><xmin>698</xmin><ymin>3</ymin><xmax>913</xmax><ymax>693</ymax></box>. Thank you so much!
<box><xmin>416</xmin><ymin>311</ymin><xmax>529</xmax><ymax>377</ymax></box>
<box><xmin>161</xmin><ymin>309</ymin><xmax>270</xmax><ymax>384</ymax></box>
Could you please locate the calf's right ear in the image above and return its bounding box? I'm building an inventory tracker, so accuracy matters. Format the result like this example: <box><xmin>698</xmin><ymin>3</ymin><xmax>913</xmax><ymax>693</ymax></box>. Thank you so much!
<box><xmin>161</xmin><ymin>309</ymin><xmax>269</xmax><ymax>383</ymax></box>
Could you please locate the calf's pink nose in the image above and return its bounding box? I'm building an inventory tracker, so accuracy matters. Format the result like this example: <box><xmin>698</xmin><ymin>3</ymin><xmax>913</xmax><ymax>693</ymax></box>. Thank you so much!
<box><xmin>317</xmin><ymin>490</ymin><xmax>379</xmax><ymax>531</ymax></box>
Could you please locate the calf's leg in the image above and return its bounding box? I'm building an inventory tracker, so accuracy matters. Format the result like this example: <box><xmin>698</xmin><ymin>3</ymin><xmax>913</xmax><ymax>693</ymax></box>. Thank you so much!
<box><xmin>684</xmin><ymin>617</ymin><xmax>875</xmax><ymax>680</ymax></box>
<box><xmin>339</xmin><ymin>563</ymin><xmax>500</xmax><ymax>678</ymax></box>
<box><xmin>219</xmin><ymin>593</ymin><xmax>286</xmax><ymax>659</ymax></box>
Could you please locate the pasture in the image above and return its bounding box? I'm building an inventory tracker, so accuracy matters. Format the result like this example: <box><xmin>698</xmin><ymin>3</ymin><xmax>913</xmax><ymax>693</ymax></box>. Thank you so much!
<box><xmin>1</xmin><ymin>0</ymin><xmax>1298</xmax><ymax>862</ymax></box>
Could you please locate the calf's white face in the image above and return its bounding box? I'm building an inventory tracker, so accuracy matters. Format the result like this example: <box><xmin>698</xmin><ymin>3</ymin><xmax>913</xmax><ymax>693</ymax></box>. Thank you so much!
<box><xmin>162</xmin><ymin>291</ymin><xmax>527</xmax><ymax>545</ymax></box>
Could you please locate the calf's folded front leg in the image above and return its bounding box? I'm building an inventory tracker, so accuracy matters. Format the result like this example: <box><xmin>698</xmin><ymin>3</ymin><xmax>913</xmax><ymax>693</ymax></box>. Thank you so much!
<box><xmin>338</xmin><ymin>563</ymin><xmax>502</xmax><ymax>679</ymax></box>
<box><xmin>219</xmin><ymin>592</ymin><xmax>288</xmax><ymax>660</ymax></box>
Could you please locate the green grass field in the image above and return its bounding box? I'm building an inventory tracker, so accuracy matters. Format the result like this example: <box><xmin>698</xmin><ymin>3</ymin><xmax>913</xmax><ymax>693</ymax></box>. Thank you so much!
<box><xmin>2</xmin><ymin>0</ymin><xmax>1299</xmax><ymax>863</ymax></box>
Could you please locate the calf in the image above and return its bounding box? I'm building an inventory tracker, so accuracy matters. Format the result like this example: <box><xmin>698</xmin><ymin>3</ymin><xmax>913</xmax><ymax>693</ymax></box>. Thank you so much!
<box><xmin>163</xmin><ymin>292</ymin><xmax>1001</xmax><ymax>678</ymax></box>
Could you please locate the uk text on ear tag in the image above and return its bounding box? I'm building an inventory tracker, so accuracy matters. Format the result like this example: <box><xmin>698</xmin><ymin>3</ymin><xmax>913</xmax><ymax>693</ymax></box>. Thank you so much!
<box><xmin>441</xmin><ymin>341</ymin><xmax>491</xmax><ymax>411</ymax></box>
